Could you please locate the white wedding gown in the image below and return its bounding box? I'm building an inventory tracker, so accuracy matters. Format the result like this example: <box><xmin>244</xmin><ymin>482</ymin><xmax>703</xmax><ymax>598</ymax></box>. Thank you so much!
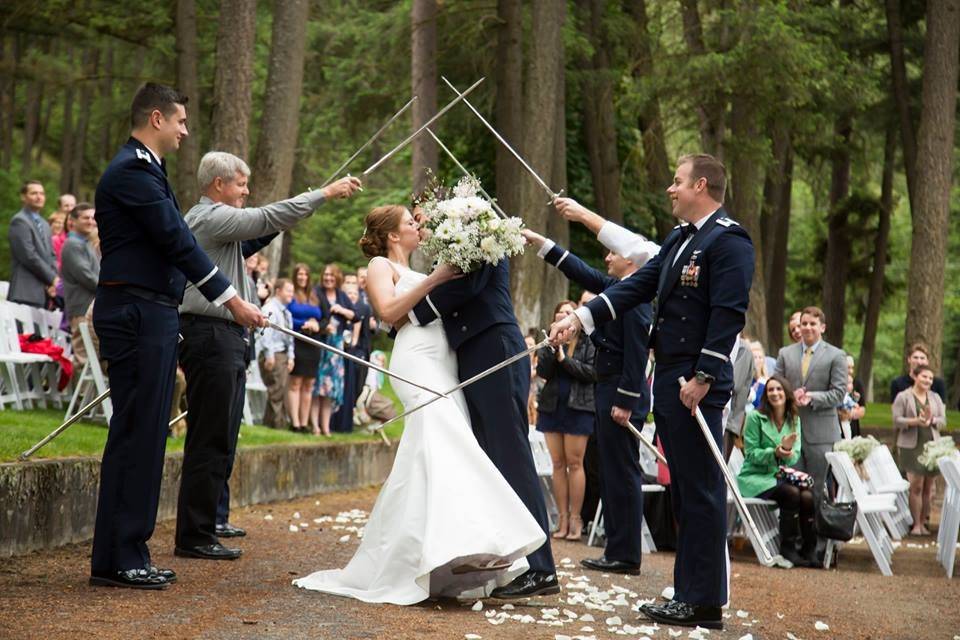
<box><xmin>293</xmin><ymin>258</ymin><xmax>546</xmax><ymax>604</ymax></box>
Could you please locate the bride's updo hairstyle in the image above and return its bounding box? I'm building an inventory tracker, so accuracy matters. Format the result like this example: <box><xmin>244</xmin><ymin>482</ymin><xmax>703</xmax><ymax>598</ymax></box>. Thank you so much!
<box><xmin>359</xmin><ymin>205</ymin><xmax>407</xmax><ymax>258</ymax></box>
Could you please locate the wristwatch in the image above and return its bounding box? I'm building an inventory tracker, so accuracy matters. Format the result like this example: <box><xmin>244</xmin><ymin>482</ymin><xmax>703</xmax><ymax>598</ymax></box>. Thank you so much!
<box><xmin>694</xmin><ymin>370</ymin><xmax>715</xmax><ymax>385</ymax></box>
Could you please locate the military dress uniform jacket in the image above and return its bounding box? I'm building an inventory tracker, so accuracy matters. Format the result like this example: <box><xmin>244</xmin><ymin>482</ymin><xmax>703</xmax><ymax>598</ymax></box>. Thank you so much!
<box><xmin>95</xmin><ymin>137</ymin><xmax>232</xmax><ymax>305</ymax></box>
<box><xmin>581</xmin><ymin>208</ymin><xmax>754</xmax><ymax>389</ymax></box>
<box><xmin>538</xmin><ymin>240</ymin><xmax>651</xmax><ymax>415</ymax></box>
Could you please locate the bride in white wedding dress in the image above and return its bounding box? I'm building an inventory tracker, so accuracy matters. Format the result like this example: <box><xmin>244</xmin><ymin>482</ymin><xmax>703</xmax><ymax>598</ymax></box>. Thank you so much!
<box><xmin>293</xmin><ymin>205</ymin><xmax>546</xmax><ymax>605</ymax></box>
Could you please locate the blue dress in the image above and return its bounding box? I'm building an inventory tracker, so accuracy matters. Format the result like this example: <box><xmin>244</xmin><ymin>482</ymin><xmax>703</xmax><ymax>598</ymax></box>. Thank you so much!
<box><xmin>537</xmin><ymin>372</ymin><xmax>595</xmax><ymax>436</ymax></box>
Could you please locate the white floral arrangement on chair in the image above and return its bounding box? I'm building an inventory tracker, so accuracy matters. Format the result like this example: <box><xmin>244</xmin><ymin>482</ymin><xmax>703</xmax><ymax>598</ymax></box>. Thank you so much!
<box><xmin>917</xmin><ymin>436</ymin><xmax>958</xmax><ymax>472</ymax></box>
<box><xmin>418</xmin><ymin>176</ymin><xmax>525</xmax><ymax>273</ymax></box>
<box><xmin>834</xmin><ymin>435</ymin><xmax>881</xmax><ymax>463</ymax></box>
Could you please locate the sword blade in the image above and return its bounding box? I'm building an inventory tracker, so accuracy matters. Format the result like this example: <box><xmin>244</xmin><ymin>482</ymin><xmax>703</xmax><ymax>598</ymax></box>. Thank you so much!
<box><xmin>625</xmin><ymin>420</ymin><xmax>668</xmax><ymax>465</ymax></box>
<box><xmin>425</xmin><ymin>127</ymin><xmax>508</xmax><ymax>219</ymax></box>
<box><xmin>321</xmin><ymin>96</ymin><xmax>418</xmax><ymax>187</ymax></box>
<box><xmin>441</xmin><ymin>75</ymin><xmax>558</xmax><ymax>199</ymax></box>
<box><xmin>19</xmin><ymin>388</ymin><xmax>112</xmax><ymax>460</ymax></box>
<box><xmin>362</xmin><ymin>77</ymin><xmax>485</xmax><ymax>177</ymax></box>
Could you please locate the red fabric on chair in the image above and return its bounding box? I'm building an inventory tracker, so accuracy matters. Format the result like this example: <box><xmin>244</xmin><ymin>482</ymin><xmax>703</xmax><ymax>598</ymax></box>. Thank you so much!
<box><xmin>18</xmin><ymin>334</ymin><xmax>74</xmax><ymax>390</ymax></box>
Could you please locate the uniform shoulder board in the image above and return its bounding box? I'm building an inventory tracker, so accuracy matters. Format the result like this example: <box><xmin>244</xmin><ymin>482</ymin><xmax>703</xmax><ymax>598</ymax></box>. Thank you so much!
<box><xmin>135</xmin><ymin>148</ymin><xmax>153</xmax><ymax>164</ymax></box>
<box><xmin>716</xmin><ymin>217</ymin><xmax>739</xmax><ymax>227</ymax></box>
<box><xmin>673</xmin><ymin>223</ymin><xmax>684</xmax><ymax>230</ymax></box>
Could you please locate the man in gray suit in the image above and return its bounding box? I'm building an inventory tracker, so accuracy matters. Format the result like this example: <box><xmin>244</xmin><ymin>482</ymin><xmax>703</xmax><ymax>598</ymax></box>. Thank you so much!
<box><xmin>60</xmin><ymin>202</ymin><xmax>100</xmax><ymax>364</ymax></box>
<box><xmin>8</xmin><ymin>180</ymin><xmax>58</xmax><ymax>308</ymax></box>
<box><xmin>774</xmin><ymin>305</ymin><xmax>847</xmax><ymax>495</ymax></box>
<box><xmin>724</xmin><ymin>335</ymin><xmax>755</xmax><ymax>460</ymax></box>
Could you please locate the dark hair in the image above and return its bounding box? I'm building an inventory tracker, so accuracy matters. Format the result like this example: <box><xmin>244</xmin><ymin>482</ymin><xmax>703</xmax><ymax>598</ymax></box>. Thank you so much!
<box><xmin>678</xmin><ymin>153</ymin><xmax>726</xmax><ymax>202</ymax></box>
<box><xmin>130</xmin><ymin>82</ymin><xmax>188</xmax><ymax>128</ymax></box>
<box><xmin>801</xmin><ymin>305</ymin><xmax>826</xmax><ymax>324</ymax></box>
<box><xmin>273</xmin><ymin>277</ymin><xmax>292</xmax><ymax>292</ymax></box>
<box><xmin>913</xmin><ymin>364</ymin><xmax>934</xmax><ymax>378</ymax></box>
<box><xmin>69</xmin><ymin>202</ymin><xmax>94</xmax><ymax>219</ymax></box>
<box><xmin>20</xmin><ymin>180</ymin><xmax>42</xmax><ymax>195</ymax></box>
<box><xmin>552</xmin><ymin>300</ymin><xmax>577</xmax><ymax>316</ymax></box>
<box><xmin>291</xmin><ymin>263</ymin><xmax>319</xmax><ymax>305</ymax></box>
<box><xmin>908</xmin><ymin>342</ymin><xmax>930</xmax><ymax>359</ymax></box>
<box><xmin>359</xmin><ymin>205</ymin><xmax>407</xmax><ymax>258</ymax></box>
<box><xmin>757</xmin><ymin>374</ymin><xmax>798</xmax><ymax>425</ymax></box>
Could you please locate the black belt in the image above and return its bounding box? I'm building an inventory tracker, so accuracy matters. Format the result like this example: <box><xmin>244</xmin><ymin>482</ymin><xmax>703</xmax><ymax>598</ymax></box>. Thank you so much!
<box><xmin>105</xmin><ymin>284</ymin><xmax>179</xmax><ymax>308</ymax></box>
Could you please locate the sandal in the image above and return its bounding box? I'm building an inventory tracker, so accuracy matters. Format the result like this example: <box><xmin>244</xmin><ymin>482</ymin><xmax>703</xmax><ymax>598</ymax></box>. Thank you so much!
<box><xmin>552</xmin><ymin>513</ymin><xmax>569</xmax><ymax>539</ymax></box>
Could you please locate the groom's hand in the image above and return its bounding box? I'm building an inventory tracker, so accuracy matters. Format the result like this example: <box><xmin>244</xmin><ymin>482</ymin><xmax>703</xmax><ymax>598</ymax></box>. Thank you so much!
<box><xmin>549</xmin><ymin>313</ymin><xmax>581</xmax><ymax>345</ymax></box>
<box><xmin>520</xmin><ymin>229</ymin><xmax>547</xmax><ymax>248</ymax></box>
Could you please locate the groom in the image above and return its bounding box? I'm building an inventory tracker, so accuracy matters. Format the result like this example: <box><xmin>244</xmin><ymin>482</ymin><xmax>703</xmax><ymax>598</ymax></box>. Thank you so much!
<box><xmin>409</xmin><ymin>254</ymin><xmax>558</xmax><ymax>598</ymax></box>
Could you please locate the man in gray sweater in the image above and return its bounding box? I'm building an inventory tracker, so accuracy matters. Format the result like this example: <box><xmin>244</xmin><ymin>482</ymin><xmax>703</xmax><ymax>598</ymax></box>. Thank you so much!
<box><xmin>60</xmin><ymin>202</ymin><xmax>101</xmax><ymax>364</ymax></box>
<box><xmin>175</xmin><ymin>151</ymin><xmax>361</xmax><ymax>559</ymax></box>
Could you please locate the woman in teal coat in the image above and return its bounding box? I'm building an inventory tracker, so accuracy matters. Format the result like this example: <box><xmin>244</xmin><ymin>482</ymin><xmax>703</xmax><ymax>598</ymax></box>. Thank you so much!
<box><xmin>737</xmin><ymin>374</ymin><xmax>817</xmax><ymax>567</ymax></box>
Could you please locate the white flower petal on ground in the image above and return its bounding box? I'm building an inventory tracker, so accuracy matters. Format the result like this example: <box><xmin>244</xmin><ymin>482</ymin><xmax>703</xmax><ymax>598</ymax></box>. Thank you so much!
<box><xmin>501</xmin><ymin>604</ymin><xmax>515</xmax><ymax>610</ymax></box>
<box><xmin>464</xmin><ymin>634</ymin><xmax>481</xmax><ymax>640</ymax></box>
<box><xmin>264</xmin><ymin>514</ymin><xmax>274</xmax><ymax>521</ymax></box>
<box><xmin>815</xmin><ymin>621</ymin><xmax>829</xmax><ymax>631</ymax></box>
<box><xmin>738</xmin><ymin>634</ymin><xmax>754</xmax><ymax>640</ymax></box>
<box><xmin>288</xmin><ymin>524</ymin><xmax>298</xmax><ymax>532</ymax></box>
<box><xmin>338</xmin><ymin>534</ymin><xmax>351</xmax><ymax>543</ymax></box>
<box><xmin>605</xmin><ymin>616</ymin><xmax>622</xmax><ymax>626</ymax></box>
<box><xmin>786</xmin><ymin>633</ymin><xmax>801</xmax><ymax>640</ymax></box>
<box><xmin>777</xmin><ymin>612</ymin><xmax>785</xmax><ymax>619</ymax></box>
<box><xmin>581</xmin><ymin>626</ymin><xmax>594</xmax><ymax>632</ymax></box>
<box><xmin>580</xmin><ymin>614</ymin><xmax>595</xmax><ymax>622</ymax></box>
<box><xmin>736</xmin><ymin>610</ymin><xmax>749</xmax><ymax>618</ymax></box>
<box><xmin>661</xmin><ymin>586</ymin><xmax>675</xmax><ymax>600</ymax></box>
<box><xmin>554</xmin><ymin>635</ymin><xmax>572</xmax><ymax>640</ymax></box>
<box><xmin>669</xmin><ymin>629</ymin><xmax>683</xmax><ymax>637</ymax></box>
<box><xmin>471</xmin><ymin>601</ymin><xmax>483</xmax><ymax>612</ymax></box>
<box><xmin>292</xmin><ymin>512</ymin><xmax>300</xmax><ymax>519</ymax></box>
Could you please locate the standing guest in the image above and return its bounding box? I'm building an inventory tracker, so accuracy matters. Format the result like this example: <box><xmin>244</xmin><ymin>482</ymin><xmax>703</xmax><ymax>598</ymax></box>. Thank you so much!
<box><xmin>525</xmin><ymin>220</ymin><xmax>653</xmax><ymax>574</ymax></box>
<box><xmin>893</xmin><ymin>364</ymin><xmax>946</xmax><ymax>535</ymax></box>
<box><xmin>525</xmin><ymin>333</ymin><xmax>541</xmax><ymax>425</ymax></box>
<box><xmin>551</xmin><ymin>154</ymin><xmax>754</xmax><ymax>629</ymax></box>
<box><xmin>535</xmin><ymin>300</ymin><xmax>597</xmax><ymax>541</ymax></box>
<box><xmin>747</xmin><ymin>340</ymin><xmax>769</xmax><ymax>410</ymax></box>
<box><xmin>890</xmin><ymin>343</ymin><xmax>948</xmax><ymax>400</ymax></box>
<box><xmin>175</xmin><ymin>152</ymin><xmax>360</xmax><ymax>556</ymax></box>
<box><xmin>314</xmin><ymin>263</ymin><xmax>356</xmax><ymax>435</ymax></box>
<box><xmin>844</xmin><ymin>355</ymin><xmax>866</xmax><ymax>437</ymax></box>
<box><xmin>287</xmin><ymin>264</ymin><xmax>325</xmax><ymax>433</ymax></box>
<box><xmin>57</xmin><ymin>193</ymin><xmax>77</xmax><ymax>216</ymax></box>
<box><xmin>89</xmin><ymin>83</ymin><xmax>264</xmax><ymax>590</ymax></box>
<box><xmin>356</xmin><ymin>266</ymin><xmax>371</xmax><ymax>305</ymax></box>
<box><xmin>49</xmin><ymin>212</ymin><xmax>68</xmax><ymax>265</ymax></box>
<box><xmin>255</xmin><ymin>255</ymin><xmax>272</xmax><ymax>304</ymax></box>
<box><xmin>724</xmin><ymin>335</ymin><xmax>756</xmax><ymax>459</ymax></box>
<box><xmin>787</xmin><ymin>311</ymin><xmax>803</xmax><ymax>344</ymax></box>
<box><xmin>774</xmin><ymin>306</ymin><xmax>847</xmax><ymax>500</ymax></box>
<box><xmin>60</xmin><ymin>203</ymin><xmax>100</xmax><ymax>364</ymax></box>
<box><xmin>9</xmin><ymin>180</ymin><xmax>58</xmax><ymax>308</ymax></box>
<box><xmin>258</xmin><ymin>278</ymin><xmax>296</xmax><ymax>428</ymax></box>
<box><xmin>737</xmin><ymin>374</ymin><xmax>816</xmax><ymax>567</ymax></box>
<box><xmin>344</xmin><ymin>279</ymin><xmax>373</xmax><ymax>411</ymax></box>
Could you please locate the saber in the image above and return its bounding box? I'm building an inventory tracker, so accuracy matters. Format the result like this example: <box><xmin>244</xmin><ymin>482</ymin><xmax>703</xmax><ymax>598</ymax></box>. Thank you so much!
<box><xmin>379</xmin><ymin>338</ymin><xmax>548</xmax><ymax>429</ymax></box>
<box><xmin>321</xmin><ymin>97</ymin><xmax>418</xmax><ymax>187</ymax></box>
<box><xmin>19</xmin><ymin>389</ymin><xmax>112</xmax><ymax>460</ymax></box>
<box><xmin>625</xmin><ymin>420</ymin><xmax>668</xmax><ymax>465</ymax></box>
<box><xmin>425</xmin><ymin>127</ymin><xmax>507</xmax><ymax>219</ymax></box>
<box><xmin>269</xmin><ymin>321</ymin><xmax>447</xmax><ymax>400</ymax></box>
<box><xmin>362</xmin><ymin>77</ymin><xmax>485</xmax><ymax>176</ymax></box>
<box><xmin>678</xmin><ymin>377</ymin><xmax>777</xmax><ymax>567</ymax></box>
<box><xmin>441</xmin><ymin>76</ymin><xmax>562</xmax><ymax>201</ymax></box>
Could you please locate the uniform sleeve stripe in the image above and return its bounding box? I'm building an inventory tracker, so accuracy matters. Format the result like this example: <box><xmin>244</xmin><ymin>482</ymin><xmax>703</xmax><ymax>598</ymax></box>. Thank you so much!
<box><xmin>195</xmin><ymin>267</ymin><xmax>219</xmax><ymax>288</ymax></box>
<box><xmin>426</xmin><ymin>294</ymin><xmax>441</xmax><ymax>320</ymax></box>
<box><xmin>555</xmin><ymin>250</ymin><xmax>570</xmax><ymax>267</ymax></box>
<box><xmin>617</xmin><ymin>387</ymin><xmax>642</xmax><ymax>398</ymax></box>
<box><xmin>599</xmin><ymin>292</ymin><xmax>616</xmax><ymax>320</ymax></box>
<box><xmin>701</xmin><ymin>348</ymin><xmax>729</xmax><ymax>362</ymax></box>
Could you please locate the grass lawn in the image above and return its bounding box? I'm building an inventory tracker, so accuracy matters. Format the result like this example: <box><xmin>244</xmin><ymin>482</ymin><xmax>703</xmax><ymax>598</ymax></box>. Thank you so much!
<box><xmin>0</xmin><ymin>382</ymin><xmax>405</xmax><ymax>463</ymax></box>
<box><xmin>861</xmin><ymin>402</ymin><xmax>959</xmax><ymax>431</ymax></box>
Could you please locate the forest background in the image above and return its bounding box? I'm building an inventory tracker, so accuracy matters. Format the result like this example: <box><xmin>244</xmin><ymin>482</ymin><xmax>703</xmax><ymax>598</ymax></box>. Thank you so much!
<box><xmin>0</xmin><ymin>0</ymin><xmax>957</xmax><ymax>404</ymax></box>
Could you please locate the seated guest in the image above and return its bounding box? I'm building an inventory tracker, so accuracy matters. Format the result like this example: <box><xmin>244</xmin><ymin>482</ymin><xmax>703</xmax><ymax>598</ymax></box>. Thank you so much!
<box><xmin>737</xmin><ymin>374</ymin><xmax>816</xmax><ymax>567</ymax></box>
<box><xmin>890</xmin><ymin>343</ymin><xmax>948</xmax><ymax>400</ymax></box>
<box><xmin>60</xmin><ymin>203</ymin><xmax>100</xmax><ymax>364</ymax></box>
<box><xmin>536</xmin><ymin>300</ymin><xmax>597</xmax><ymax>541</ymax></box>
<box><xmin>893</xmin><ymin>364</ymin><xmax>947</xmax><ymax>536</ymax></box>
<box><xmin>258</xmin><ymin>278</ymin><xmax>296</xmax><ymax>429</ymax></box>
<box><xmin>747</xmin><ymin>340</ymin><xmax>769</xmax><ymax>410</ymax></box>
<box><xmin>288</xmin><ymin>263</ymin><xmax>326</xmax><ymax>432</ymax></box>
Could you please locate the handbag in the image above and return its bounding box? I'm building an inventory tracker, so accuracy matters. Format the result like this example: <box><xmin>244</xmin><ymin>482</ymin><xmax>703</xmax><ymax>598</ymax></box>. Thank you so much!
<box><xmin>776</xmin><ymin>466</ymin><xmax>814</xmax><ymax>489</ymax></box>
<box><xmin>816</xmin><ymin>474</ymin><xmax>858</xmax><ymax>541</ymax></box>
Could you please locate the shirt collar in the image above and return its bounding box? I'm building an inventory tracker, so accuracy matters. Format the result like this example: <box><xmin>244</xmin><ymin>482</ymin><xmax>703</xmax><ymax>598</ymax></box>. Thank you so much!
<box><xmin>68</xmin><ymin>231</ymin><xmax>88</xmax><ymax>241</ymax></box>
<box><xmin>691</xmin><ymin>207</ymin><xmax>720</xmax><ymax>231</ymax></box>
<box><xmin>802</xmin><ymin>339</ymin><xmax>822</xmax><ymax>353</ymax></box>
<box><xmin>141</xmin><ymin>142</ymin><xmax>162</xmax><ymax>165</ymax></box>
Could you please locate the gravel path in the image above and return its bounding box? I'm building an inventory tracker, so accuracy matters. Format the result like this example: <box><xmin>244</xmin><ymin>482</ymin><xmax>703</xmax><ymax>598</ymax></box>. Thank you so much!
<box><xmin>1</xmin><ymin>486</ymin><xmax>957</xmax><ymax>639</ymax></box>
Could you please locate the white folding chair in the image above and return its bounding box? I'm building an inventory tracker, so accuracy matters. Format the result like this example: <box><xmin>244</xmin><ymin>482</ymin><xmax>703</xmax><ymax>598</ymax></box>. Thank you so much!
<box><xmin>528</xmin><ymin>430</ymin><xmax>560</xmax><ymax>532</ymax></box>
<box><xmin>0</xmin><ymin>302</ymin><xmax>54</xmax><ymax>409</ymax></box>
<box><xmin>64</xmin><ymin>321</ymin><xmax>112</xmax><ymax>422</ymax></box>
<box><xmin>825</xmin><ymin>451</ymin><xmax>897</xmax><ymax>576</ymax></box>
<box><xmin>0</xmin><ymin>281</ymin><xmax>9</xmax><ymax>301</ymax></box>
<box><xmin>725</xmin><ymin>447</ymin><xmax>782</xmax><ymax>565</ymax></box>
<box><xmin>937</xmin><ymin>453</ymin><xmax>960</xmax><ymax>579</ymax></box>
<box><xmin>863</xmin><ymin>445</ymin><xmax>913</xmax><ymax>539</ymax></box>
<box><xmin>586</xmin><ymin>485</ymin><xmax>663</xmax><ymax>554</ymax></box>
<box><xmin>243</xmin><ymin>359</ymin><xmax>267</xmax><ymax>425</ymax></box>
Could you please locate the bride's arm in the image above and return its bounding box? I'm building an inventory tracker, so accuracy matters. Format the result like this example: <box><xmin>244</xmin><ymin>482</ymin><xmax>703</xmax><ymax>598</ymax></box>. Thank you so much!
<box><xmin>366</xmin><ymin>259</ymin><xmax>459</xmax><ymax>326</ymax></box>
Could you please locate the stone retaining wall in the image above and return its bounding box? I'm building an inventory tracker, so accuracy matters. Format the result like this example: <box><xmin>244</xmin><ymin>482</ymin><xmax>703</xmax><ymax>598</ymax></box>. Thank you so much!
<box><xmin>0</xmin><ymin>440</ymin><xmax>397</xmax><ymax>557</ymax></box>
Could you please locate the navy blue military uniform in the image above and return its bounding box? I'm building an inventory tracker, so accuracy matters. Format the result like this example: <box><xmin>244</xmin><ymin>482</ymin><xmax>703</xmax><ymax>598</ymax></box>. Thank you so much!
<box><xmin>91</xmin><ymin>137</ymin><xmax>233</xmax><ymax>577</ymax></box>
<box><xmin>541</xmin><ymin>242</ymin><xmax>652</xmax><ymax>566</ymax></box>
<box><xmin>583</xmin><ymin>209</ymin><xmax>754</xmax><ymax>607</ymax></box>
<box><xmin>411</xmin><ymin>259</ymin><xmax>555</xmax><ymax>574</ymax></box>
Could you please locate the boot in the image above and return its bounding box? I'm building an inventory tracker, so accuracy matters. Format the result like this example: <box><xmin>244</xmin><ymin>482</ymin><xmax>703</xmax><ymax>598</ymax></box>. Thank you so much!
<box><xmin>778</xmin><ymin>509</ymin><xmax>804</xmax><ymax>567</ymax></box>
<box><xmin>798</xmin><ymin>513</ymin><xmax>819</xmax><ymax>568</ymax></box>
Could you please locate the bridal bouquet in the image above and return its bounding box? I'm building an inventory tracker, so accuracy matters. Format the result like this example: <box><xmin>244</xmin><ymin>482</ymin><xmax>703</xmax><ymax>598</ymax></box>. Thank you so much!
<box><xmin>917</xmin><ymin>436</ymin><xmax>958</xmax><ymax>472</ymax></box>
<box><xmin>418</xmin><ymin>176</ymin><xmax>525</xmax><ymax>273</ymax></box>
<box><xmin>833</xmin><ymin>435</ymin><xmax>880</xmax><ymax>463</ymax></box>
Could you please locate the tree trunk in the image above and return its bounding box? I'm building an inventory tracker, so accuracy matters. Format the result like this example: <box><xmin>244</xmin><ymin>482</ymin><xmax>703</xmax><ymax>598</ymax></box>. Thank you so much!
<box><xmin>411</xmin><ymin>0</ymin><xmax>438</xmax><ymax>196</ymax></box>
<box><xmin>885</xmin><ymin>0</ymin><xmax>917</xmax><ymax>209</ymax></box>
<box><xmin>859</xmin><ymin>121</ymin><xmax>896</xmax><ymax>402</ymax></box>
<box><xmin>20</xmin><ymin>75</ymin><xmax>41</xmax><ymax>176</ymax></box>
<box><xmin>59</xmin><ymin>45</ymin><xmax>76</xmax><ymax>195</ymax></box>
<box><xmin>580</xmin><ymin>0</ymin><xmax>621</xmax><ymax>223</ymax></box>
<box><xmin>0</xmin><ymin>36</ymin><xmax>16</xmax><ymax>171</ymax></box>
<box><xmin>630</xmin><ymin>0</ymin><xmax>674</xmax><ymax>239</ymax></box>
<box><xmin>761</xmin><ymin>123</ymin><xmax>792</xmax><ymax>352</ymax></box>
<box><xmin>821</xmin><ymin>112</ymin><xmax>853</xmax><ymax>346</ymax></box>
<box><xmin>249</xmin><ymin>0</ymin><xmax>310</xmax><ymax>279</ymax></box>
<box><xmin>70</xmin><ymin>48</ymin><xmax>99</xmax><ymax>198</ymax></box>
<box><xmin>679</xmin><ymin>0</ymin><xmax>725</xmax><ymax>158</ymax></box>
<box><xmin>99</xmin><ymin>44</ymin><xmax>115</xmax><ymax>164</ymax></box>
<box><xmin>903</xmin><ymin>0</ymin><xmax>960</xmax><ymax>371</ymax></box>
<box><xmin>211</xmin><ymin>0</ymin><xmax>257</xmax><ymax>158</ymax></box>
<box><xmin>176</xmin><ymin>0</ymin><xmax>202</xmax><ymax>206</ymax></box>
<box><xmin>494</xmin><ymin>0</ymin><xmax>523</xmax><ymax>217</ymax></box>
<box><xmin>511</xmin><ymin>0</ymin><xmax>566</xmax><ymax>331</ymax></box>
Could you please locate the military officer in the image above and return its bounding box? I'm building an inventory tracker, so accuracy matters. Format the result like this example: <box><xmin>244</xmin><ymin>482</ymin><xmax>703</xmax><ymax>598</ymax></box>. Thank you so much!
<box><xmin>550</xmin><ymin>154</ymin><xmax>754</xmax><ymax>630</ymax></box>
<box><xmin>89</xmin><ymin>83</ymin><xmax>265</xmax><ymax>590</ymax></box>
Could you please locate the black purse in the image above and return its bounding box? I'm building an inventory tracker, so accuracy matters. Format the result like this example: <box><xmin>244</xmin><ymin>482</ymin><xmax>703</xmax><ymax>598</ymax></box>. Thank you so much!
<box><xmin>816</xmin><ymin>474</ymin><xmax>858</xmax><ymax>541</ymax></box>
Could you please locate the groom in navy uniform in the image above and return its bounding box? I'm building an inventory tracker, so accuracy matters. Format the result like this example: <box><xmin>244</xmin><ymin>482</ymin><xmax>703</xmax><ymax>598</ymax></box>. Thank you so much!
<box><xmin>409</xmin><ymin>254</ymin><xmax>558</xmax><ymax>598</ymax></box>
<box><xmin>550</xmin><ymin>154</ymin><xmax>754</xmax><ymax>629</ymax></box>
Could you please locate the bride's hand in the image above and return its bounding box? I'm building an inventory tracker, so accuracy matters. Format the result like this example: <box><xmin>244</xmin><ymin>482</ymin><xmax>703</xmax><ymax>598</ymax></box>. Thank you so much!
<box><xmin>430</xmin><ymin>263</ymin><xmax>462</xmax><ymax>283</ymax></box>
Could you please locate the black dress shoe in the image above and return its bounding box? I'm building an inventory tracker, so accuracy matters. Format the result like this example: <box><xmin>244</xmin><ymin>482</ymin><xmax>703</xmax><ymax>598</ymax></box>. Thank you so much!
<box><xmin>639</xmin><ymin>600</ymin><xmax>723</xmax><ymax>630</ymax></box>
<box><xmin>489</xmin><ymin>570</ymin><xmax>560</xmax><ymax>599</ymax></box>
<box><xmin>89</xmin><ymin>568</ymin><xmax>169</xmax><ymax>590</ymax></box>
<box><xmin>174</xmin><ymin>542</ymin><xmax>242</xmax><ymax>560</ymax></box>
<box><xmin>580</xmin><ymin>556</ymin><xmax>641</xmax><ymax>575</ymax></box>
<box><xmin>215</xmin><ymin>522</ymin><xmax>247</xmax><ymax>538</ymax></box>
<box><xmin>147</xmin><ymin>565</ymin><xmax>177</xmax><ymax>583</ymax></box>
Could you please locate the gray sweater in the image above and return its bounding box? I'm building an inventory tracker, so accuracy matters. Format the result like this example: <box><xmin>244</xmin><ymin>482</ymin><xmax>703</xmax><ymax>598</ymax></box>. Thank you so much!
<box><xmin>60</xmin><ymin>232</ymin><xmax>100</xmax><ymax>318</ymax></box>
<box><xmin>179</xmin><ymin>190</ymin><xmax>326</xmax><ymax>321</ymax></box>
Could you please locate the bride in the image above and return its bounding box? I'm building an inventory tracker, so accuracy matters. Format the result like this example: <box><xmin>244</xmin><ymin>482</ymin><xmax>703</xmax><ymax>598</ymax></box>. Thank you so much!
<box><xmin>293</xmin><ymin>205</ymin><xmax>546</xmax><ymax>604</ymax></box>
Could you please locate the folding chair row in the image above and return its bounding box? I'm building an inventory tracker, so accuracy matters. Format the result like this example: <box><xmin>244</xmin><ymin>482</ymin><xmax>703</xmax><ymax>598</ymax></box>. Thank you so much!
<box><xmin>725</xmin><ymin>447</ymin><xmax>782</xmax><ymax>565</ymax></box>
<box><xmin>937</xmin><ymin>453</ymin><xmax>960</xmax><ymax>579</ymax></box>
<box><xmin>0</xmin><ymin>302</ymin><xmax>56</xmax><ymax>410</ymax></box>
<box><xmin>863</xmin><ymin>444</ymin><xmax>913</xmax><ymax>540</ymax></box>
<box><xmin>586</xmin><ymin>484</ymin><xmax>665</xmax><ymax>554</ymax></box>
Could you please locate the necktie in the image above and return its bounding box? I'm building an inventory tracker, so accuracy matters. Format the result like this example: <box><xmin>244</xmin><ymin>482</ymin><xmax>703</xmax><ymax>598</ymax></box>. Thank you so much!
<box><xmin>680</xmin><ymin>224</ymin><xmax>697</xmax><ymax>241</ymax></box>
<box><xmin>801</xmin><ymin>346</ymin><xmax>813</xmax><ymax>379</ymax></box>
